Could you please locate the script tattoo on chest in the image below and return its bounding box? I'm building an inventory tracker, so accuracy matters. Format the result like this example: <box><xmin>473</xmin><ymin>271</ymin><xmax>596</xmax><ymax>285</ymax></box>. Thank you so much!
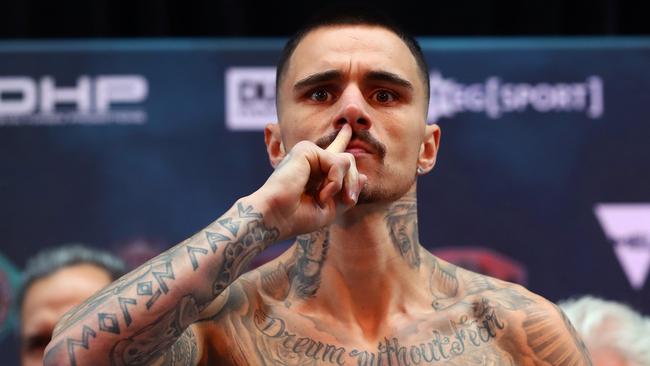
<box><xmin>251</xmin><ymin>299</ymin><xmax>506</xmax><ymax>366</ymax></box>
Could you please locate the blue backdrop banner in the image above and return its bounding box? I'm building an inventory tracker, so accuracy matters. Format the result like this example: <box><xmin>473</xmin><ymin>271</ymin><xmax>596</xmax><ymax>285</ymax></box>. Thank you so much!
<box><xmin>1</xmin><ymin>38</ymin><xmax>649</xmax><ymax>363</ymax></box>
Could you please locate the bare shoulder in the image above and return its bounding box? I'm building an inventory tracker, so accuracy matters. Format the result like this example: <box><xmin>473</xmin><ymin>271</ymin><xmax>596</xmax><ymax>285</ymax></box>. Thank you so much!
<box><xmin>454</xmin><ymin>267</ymin><xmax>593</xmax><ymax>366</ymax></box>
<box><xmin>198</xmin><ymin>247</ymin><xmax>295</xmax><ymax>318</ymax></box>
<box><xmin>506</xmin><ymin>286</ymin><xmax>593</xmax><ymax>366</ymax></box>
<box><xmin>427</xmin><ymin>253</ymin><xmax>591</xmax><ymax>365</ymax></box>
<box><xmin>193</xmin><ymin>254</ymin><xmax>293</xmax><ymax>363</ymax></box>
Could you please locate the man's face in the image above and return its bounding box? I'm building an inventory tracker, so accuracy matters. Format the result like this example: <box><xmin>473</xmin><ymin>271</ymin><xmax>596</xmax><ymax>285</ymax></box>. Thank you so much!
<box><xmin>274</xmin><ymin>25</ymin><xmax>437</xmax><ymax>203</ymax></box>
<box><xmin>20</xmin><ymin>264</ymin><xmax>112</xmax><ymax>366</ymax></box>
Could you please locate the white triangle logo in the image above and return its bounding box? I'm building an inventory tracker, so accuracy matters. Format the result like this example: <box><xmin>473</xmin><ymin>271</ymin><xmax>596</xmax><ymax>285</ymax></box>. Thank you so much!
<box><xmin>594</xmin><ymin>203</ymin><xmax>650</xmax><ymax>290</ymax></box>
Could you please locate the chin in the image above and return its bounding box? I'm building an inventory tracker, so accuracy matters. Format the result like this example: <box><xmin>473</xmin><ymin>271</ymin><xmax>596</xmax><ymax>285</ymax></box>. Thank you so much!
<box><xmin>357</xmin><ymin>182</ymin><xmax>413</xmax><ymax>205</ymax></box>
<box><xmin>355</xmin><ymin>165</ymin><xmax>417</xmax><ymax>204</ymax></box>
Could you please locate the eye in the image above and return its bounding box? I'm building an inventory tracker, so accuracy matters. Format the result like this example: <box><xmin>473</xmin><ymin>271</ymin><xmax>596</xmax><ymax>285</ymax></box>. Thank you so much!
<box><xmin>309</xmin><ymin>88</ymin><xmax>332</xmax><ymax>102</ymax></box>
<box><xmin>372</xmin><ymin>90</ymin><xmax>397</xmax><ymax>103</ymax></box>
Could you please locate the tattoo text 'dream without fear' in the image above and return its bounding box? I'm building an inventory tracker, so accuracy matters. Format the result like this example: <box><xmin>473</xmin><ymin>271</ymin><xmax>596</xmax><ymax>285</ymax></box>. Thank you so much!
<box><xmin>253</xmin><ymin>308</ymin><xmax>505</xmax><ymax>366</ymax></box>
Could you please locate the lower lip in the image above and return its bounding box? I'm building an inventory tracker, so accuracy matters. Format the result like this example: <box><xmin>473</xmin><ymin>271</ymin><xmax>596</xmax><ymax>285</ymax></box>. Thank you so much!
<box><xmin>345</xmin><ymin>148</ymin><xmax>371</xmax><ymax>157</ymax></box>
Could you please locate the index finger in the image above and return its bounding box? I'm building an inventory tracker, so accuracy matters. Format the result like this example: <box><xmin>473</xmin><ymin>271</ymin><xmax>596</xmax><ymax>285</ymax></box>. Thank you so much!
<box><xmin>324</xmin><ymin>124</ymin><xmax>352</xmax><ymax>153</ymax></box>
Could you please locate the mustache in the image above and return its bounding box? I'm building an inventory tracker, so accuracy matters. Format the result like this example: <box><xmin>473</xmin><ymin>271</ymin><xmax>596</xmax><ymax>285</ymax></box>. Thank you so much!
<box><xmin>315</xmin><ymin>128</ymin><xmax>386</xmax><ymax>160</ymax></box>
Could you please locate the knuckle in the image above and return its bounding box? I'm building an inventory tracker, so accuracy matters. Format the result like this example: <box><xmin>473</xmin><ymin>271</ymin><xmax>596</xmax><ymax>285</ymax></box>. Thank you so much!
<box><xmin>293</xmin><ymin>140</ymin><xmax>313</xmax><ymax>152</ymax></box>
<box><xmin>338</xmin><ymin>155</ymin><xmax>352</xmax><ymax>168</ymax></box>
<box><xmin>333</xmin><ymin>178</ymin><xmax>343</xmax><ymax>189</ymax></box>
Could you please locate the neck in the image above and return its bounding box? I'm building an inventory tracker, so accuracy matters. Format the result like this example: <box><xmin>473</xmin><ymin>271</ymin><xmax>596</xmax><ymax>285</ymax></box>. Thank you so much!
<box><xmin>286</xmin><ymin>185</ymin><xmax>430</xmax><ymax>339</ymax></box>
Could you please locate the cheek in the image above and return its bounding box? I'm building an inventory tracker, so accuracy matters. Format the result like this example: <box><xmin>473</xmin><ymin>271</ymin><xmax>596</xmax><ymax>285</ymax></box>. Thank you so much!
<box><xmin>282</xmin><ymin>119</ymin><xmax>330</xmax><ymax>147</ymax></box>
<box><xmin>379</xmin><ymin>109</ymin><xmax>423</xmax><ymax>150</ymax></box>
<box><xmin>282</xmin><ymin>101</ymin><xmax>331</xmax><ymax>129</ymax></box>
<box><xmin>385</xmin><ymin>128</ymin><xmax>422</xmax><ymax>162</ymax></box>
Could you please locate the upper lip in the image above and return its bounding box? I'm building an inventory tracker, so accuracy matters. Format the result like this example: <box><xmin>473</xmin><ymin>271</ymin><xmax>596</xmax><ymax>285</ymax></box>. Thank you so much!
<box><xmin>345</xmin><ymin>140</ymin><xmax>375</xmax><ymax>154</ymax></box>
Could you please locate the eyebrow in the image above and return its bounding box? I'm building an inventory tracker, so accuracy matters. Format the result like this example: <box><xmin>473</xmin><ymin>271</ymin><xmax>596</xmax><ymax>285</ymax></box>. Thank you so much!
<box><xmin>292</xmin><ymin>69</ymin><xmax>414</xmax><ymax>93</ymax></box>
<box><xmin>364</xmin><ymin>70</ymin><xmax>414</xmax><ymax>91</ymax></box>
<box><xmin>293</xmin><ymin>70</ymin><xmax>343</xmax><ymax>92</ymax></box>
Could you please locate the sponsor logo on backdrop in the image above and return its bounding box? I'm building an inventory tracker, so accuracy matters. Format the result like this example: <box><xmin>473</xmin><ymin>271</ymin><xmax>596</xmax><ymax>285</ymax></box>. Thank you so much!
<box><xmin>428</xmin><ymin>71</ymin><xmax>604</xmax><ymax>122</ymax></box>
<box><xmin>224</xmin><ymin>67</ymin><xmax>605</xmax><ymax>130</ymax></box>
<box><xmin>225</xmin><ymin>67</ymin><xmax>277</xmax><ymax>131</ymax></box>
<box><xmin>0</xmin><ymin>75</ymin><xmax>149</xmax><ymax>126</ymax></box>
<box><xmin>594</xmin><ymin>203</ymin><xmax>650</xmax><ymax>290</ymax></box>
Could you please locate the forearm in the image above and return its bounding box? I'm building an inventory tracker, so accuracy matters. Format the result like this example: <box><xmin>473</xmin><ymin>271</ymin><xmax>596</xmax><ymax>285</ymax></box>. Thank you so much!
<box><xmin>44</xmin><ymin>196</ymin><xmax>279</xmax><ymax>366</ymax></box>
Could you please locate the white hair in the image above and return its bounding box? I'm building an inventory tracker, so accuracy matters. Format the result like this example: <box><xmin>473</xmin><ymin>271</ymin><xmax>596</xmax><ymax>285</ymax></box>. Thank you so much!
<box><xmin>558</xmin><ymin>296</ymin><xmax>650</xmax><ymax>366</ymax></box>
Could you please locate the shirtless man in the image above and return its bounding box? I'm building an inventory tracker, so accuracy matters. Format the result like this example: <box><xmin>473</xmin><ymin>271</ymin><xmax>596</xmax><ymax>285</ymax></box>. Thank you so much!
<box><xmin>44</xmin><ymin>10</ymin><xmax>592</xmax><ymax>366</ymax></box>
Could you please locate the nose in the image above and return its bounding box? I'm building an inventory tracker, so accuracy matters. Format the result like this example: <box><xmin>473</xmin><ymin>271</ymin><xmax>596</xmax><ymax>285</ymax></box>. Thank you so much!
<box><xmin>332</xmin><ymin>86</ymin><xmax>372</xmax><ymax>131</ymax></box>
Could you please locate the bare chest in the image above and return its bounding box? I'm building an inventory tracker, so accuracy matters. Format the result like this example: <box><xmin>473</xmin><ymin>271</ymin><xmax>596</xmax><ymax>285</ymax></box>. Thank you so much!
<box><xmin>219</xmin><ymin>306</ymin><xmax>518</xmax><ymax>366</ymax></box>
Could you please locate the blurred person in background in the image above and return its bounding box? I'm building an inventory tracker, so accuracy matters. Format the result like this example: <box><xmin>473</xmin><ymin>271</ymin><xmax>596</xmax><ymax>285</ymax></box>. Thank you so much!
<box><xmin>559</xmin><ymin>296</ymin><xmax>650</xmax><ymax>366</ymax></box>
<box><xmin>18</xmin><ymin>244</ymin><xmax>126</xmax><ymax>366</ymax></box>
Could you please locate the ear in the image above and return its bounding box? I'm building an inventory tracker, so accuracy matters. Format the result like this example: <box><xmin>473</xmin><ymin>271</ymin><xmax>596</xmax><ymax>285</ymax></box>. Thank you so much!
<box><xmin>417</xmin><ymin>123</ymin><xmax>441</xmax><ymax>175</ymax></box>
<box><xmin>264</xmin><ymin>122</ymin><xmax>286</xmax><ymax>169</ymax></box>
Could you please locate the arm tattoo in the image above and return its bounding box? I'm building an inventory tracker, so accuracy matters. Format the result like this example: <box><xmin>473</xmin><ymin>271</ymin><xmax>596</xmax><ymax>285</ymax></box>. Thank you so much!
<box><xmin>110</xmin><ymin>295</ymin><xmax>199</xmax><ymax>366</ymax></box>
<box><xmin>523</xmin><ymin>305</ymin><xmax>593</xmax><ymax>366</ymax></box>
<box><xmin>43</xmin><ymin>340</ymin><xmax>64</xmax><ymax>365</ymax></box>
<box><xmin>557</xmin><ymin>307</ymin><xmax>592</xmax><ymax>363</ymax></box>
<box><xmin>212</xmin><ymin>214</ymin><xmax>280</xmax><ymax>294</ymax></box>
<box><xmin>67</xmin><ymin>326</ymin><xmax>97</xmax><ymax>366</ymax></box>
<box><xmin>159</xmin><ymin>327</ymin><xmax>199</xmax><ymax>366</ymax></box>
<box><xmin>49</xmin><ymin>202</ymin><xmax>278</xmax><ymax>366</ymax></box>
<box><xmin>53</xmin><ymin>250</ymin><xmax>179</xmax><ymax>338</ymax></box>
<box><xmin>186</xmin><ymin>246</ymin><xmax>208</xmax><ymax>271</ymax></box>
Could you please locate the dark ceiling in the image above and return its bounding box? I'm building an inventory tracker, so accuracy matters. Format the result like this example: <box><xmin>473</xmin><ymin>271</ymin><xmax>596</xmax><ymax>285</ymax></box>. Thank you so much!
<box><xmin>0</xmin><ymin>0</ymin><xmax>647</xmax><ymax>39</ymax></box>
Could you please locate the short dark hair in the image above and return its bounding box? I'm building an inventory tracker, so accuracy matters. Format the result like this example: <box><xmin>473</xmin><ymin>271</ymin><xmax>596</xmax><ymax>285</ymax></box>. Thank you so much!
<box><xmin>17</xmin><ymin>244</ymin><xmax>126</xmax><ymax>310</ymax></box>
<box><xmin>275</xmin><ymin>5</ymin><xmax>430</xmax><ymax>104</ymax></box>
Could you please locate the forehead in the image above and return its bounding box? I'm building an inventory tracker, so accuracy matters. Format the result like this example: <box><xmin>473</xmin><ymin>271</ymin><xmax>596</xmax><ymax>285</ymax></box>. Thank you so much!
<box><xmin>285</xmin><ymin>25</ymin><xmax>421</xmax><ymax>87</ymax></box>
<box><xmin>21</xmin><ymin>264</ymin><xmax>111</xmax><ymax>320</ymax></box>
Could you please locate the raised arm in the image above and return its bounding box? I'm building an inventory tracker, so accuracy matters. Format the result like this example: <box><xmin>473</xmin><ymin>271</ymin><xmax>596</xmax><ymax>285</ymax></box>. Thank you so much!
<box><xmin>44</xmin><ymin>125</ymin><xmax>364</xmax><ymax>366</ymax></box>
<box><xmin>43</xmin><ymin>198</ymin><xmax>280</xmax><ymax>366</ymax></box>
